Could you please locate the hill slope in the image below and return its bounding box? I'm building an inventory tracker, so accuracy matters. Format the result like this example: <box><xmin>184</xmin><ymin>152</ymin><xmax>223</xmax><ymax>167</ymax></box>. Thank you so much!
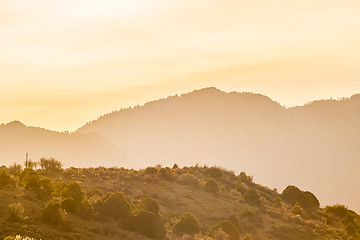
<box><xmin>77</xmin><ymin>88</ymin><xmax>360</xmax><ymax>213</ymax></box>
<box><xmin>0</xmin><ymin>121</ymin><xmax>123</xmax><ymax>168</ymax></box>
<box><xmin>0</xmin><ymin>165</ymin><xmax>357</xmax><ymax>240</ymax></box>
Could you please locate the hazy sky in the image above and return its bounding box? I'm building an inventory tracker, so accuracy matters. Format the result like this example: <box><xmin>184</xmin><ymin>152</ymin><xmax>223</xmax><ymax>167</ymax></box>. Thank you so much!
<box><xmin>1</xmin><ymin>0</ymin><xmax>360</xmax><ymax>131</ymax></box>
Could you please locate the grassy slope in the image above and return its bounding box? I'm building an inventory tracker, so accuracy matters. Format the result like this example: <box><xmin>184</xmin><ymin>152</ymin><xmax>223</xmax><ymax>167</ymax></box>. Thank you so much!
<box><xmin>0</xmin><ymin>166</ymin><xmax>351</xmax><ymax>240</ymax></box>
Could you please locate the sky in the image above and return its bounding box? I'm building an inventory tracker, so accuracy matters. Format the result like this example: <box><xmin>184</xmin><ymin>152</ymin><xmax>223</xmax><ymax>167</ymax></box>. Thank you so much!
<box><xmin>1</xmin><ymin>0</ymin><xmax>360</xmax><ymax>131</ymax></box>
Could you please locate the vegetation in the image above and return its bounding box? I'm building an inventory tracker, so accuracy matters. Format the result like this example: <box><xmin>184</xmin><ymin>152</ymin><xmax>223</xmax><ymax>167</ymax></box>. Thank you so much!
<box><xmin>172</xmin><ymin>212</ymin><xmax>201</xmax><ymax>236</ymax></box>
<box><xmin>0</xmin><ymin>162</ymin><xmax>358</xmax><ymax>240</ymax></box>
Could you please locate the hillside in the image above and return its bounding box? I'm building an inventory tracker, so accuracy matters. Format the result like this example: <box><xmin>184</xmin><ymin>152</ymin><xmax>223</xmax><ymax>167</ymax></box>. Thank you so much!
<box><xmin>0</xmin><ymin>121</ymin><xmax>123</xmax><ymax>168</ymax></box>
<box><xmin>77</xmin><ymin>88</ymin><xmax>360</xmax><ymax>213</ymax></box>
<box><xmin>0</xmin><ymin>164</ymin><xmax>358</xmax><ymax>240</ymax></box>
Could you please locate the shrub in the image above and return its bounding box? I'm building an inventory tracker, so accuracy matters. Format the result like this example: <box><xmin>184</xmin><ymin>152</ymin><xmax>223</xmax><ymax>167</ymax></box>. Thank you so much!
<box><xmin>208</xmin><ymin>220</ymin><xmax>240</xmax><ymax>240</ymax></box>
<box><xmin>206</xmin><ymin>167</ymin><xmax>223</xmax><ymax>179</ymax></box>
<box><xmin>173</xmin><ymin>212</ymin><xmax>200</xmax><ymax>236</ymax></box>
<box><xmin>61</xmin><ymin>197</ymin><xmax>77</xmax><ymax>213</ymax></box>
<box><xmin>0</xmin><ymin>166</ymin><xmax>13</xmax><ymax>187</ymax></box>
<box><xmin>239</xmin><ymin>172</ymin><xmax>253</xmax><ymax>184</ymax></box>
<box><xmin>78</xmin><ymin>199</ymin><xmax>94</xmax><ymax>219</ymax></box>
<box><xmin>86</xmin><ymin>188</ymin><xmax>104</xmax><ymax>198</ymax></box>
<box><xmin>159</xmin><ymin>168</ymin><xmax>177</xmax><ymax>181</ymax></box>
<box><xmin>140</xmin><ymin>197</ymin><xmax>160</xmax><ymax>215</ymax></box>
<box><xmin>213</xmin><ymin>228</ymin><xmax>230</xmax><ymax>240</ymax></box>
<box><xmin>177</xmin><ymin>173</ymin><xmax>200</xmax><ymax>187</ymax></box>
<box><xmin>100</xmin><ymin>192</ymin><xmax>132</xmax><ymax>220</ymax></box>
<box><xmin>38</xmin><ymin>157</ymin><xmax>63</xmax><ymax>172</ymax></box>
<box><xmin>235</xmin><ymin>180</ymin><xmax>246</xmax><ymax>194</ymax></box>
<box><xmin>241</xmin><ymin>234</ymin><xmax>253</xmax><ymax>240</ymax></box>
<box><xmin>290</xmin><ymin>203</ymin><xmax>303</xmax><ymax>216</ymax></box>
<box><xmin>172</xmin><ymin>164</ymin><xmax>179</xmax><ymax>169</ymax></box>
<box><xmin>273</xmin><ymin>197</ymin><xmax>282</xmax><ymax>208</ymax></box>
<box><xmin>241</xmin><ymin>208</ymin><xmax>255</xmax><ymax>219</ymax></box>
<box><xmin>205</xmin><ymin>178</ymin><xmax>219</xmax><ymax>193</ymax></box>
<box><xmin>281</xmin><ymin>185</ymin><xmax>319</xmax><ymax>211</ymax></box>
<box><xmin>8</xmin><ymin>163</ymin><xmax>23</xmax><ymax>176</ymax></box>
<box><xmin>243</xmin><ymin>190</ymin><xmax>260</xmax><ymax>206</ymax></box>
<box><xmin>42</xmin><ymin>200</ymin><xmax>65</xmax><ymax>225</ymax></box>
<box><xmin>162</xmin><ymin>210</ymin><xmax>179</xmax><ymax>227</ymax></box>
<box><xmin>126</xmin><ymin>210</ymin><xmax>165</xmax><ymax>239</ymax></box>
<box><xmin>8</xmin><ymin>203</ymin><xmax>24</xmax><ymax>222</ymax></box>
<box><xmin>145</xmin><ymin>167</ymin><xmax>158</xmax><ymax>175</ymax></box>
<box><xmin>37</xmin><ymin>178</ymin><xmax>54</xmax><ymax>199</ymax></box>
<box><xmin>19</xmin><ymin>169</ymin><xmax>40</xmax><ymax>190</ymax></box>
<box><xmin>61</xmin><ymin>182</ymin><xmax>84</xmax><ymax>202</ymax></box>
<box><xmin>54</xmin><ymin>182</ymin><xmax>68</xmax><ymax>197</ymax></box>
<box><xmin>325</xmin><ymin>204</ymin><xmax>349</xmax><ymax>219</ymax></box>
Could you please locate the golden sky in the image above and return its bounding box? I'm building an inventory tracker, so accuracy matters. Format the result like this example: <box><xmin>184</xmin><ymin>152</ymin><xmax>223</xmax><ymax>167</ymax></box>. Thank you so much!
<box><xmin>1</xmin><ymin>0</ymin><xmax>360</xmax><ymax>131</ymax></box>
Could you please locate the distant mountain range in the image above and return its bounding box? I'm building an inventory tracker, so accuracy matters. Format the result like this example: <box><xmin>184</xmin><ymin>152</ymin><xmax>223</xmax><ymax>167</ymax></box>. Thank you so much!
<box><xmin>2</xmin><ymin>87</ymin><xmax>360</xmax><ymax>212</ymax></box>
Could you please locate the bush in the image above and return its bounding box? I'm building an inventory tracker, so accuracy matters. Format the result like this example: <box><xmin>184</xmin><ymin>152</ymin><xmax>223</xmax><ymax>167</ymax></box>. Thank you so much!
<box><xmin>37</xmin><ymin>178</ymin><xmax>54</xmax><ymax>199</ymax></box>
<box><xmin>78</xmin><ymin>199</ymin><xmax>94</xmax><ymax>219</ymax></box>
<box><xmin>54</xmin><ymin>182</ymin><xmax>68</xmax><ymax>197</ymax></box>
<box><xmin>8</xmin><ymin>203</ymin><xmax>24</xmax><ymax>222</ymax></box>
<box><xmin>61</xmin><ymin>182</ymin><xmax>84</xmax><ymax>202</ymax></box>
<box><xmin>205</xmin><ymin>178</ymin><xmax>219</xmax><ymax>193</ymax></box>
<box><xmin>281</xmin><ymin>185</ymin><xmax>319</xmax><ymax>211</ymax></box>
<box><xmin>241</xmin><ymin>234</ymin><xmax>253</xmax><ymax>240</ymax></box>
<box><xmin>140</xmin><ymin>197</ymin><xmax>160</xmax><ymax>215</ymax></box>
<box><xmin>145</xmin><ymin>167</ymin><xmax>158</xmax><ymax>175</ymax></box>
<box><xmin>39</xmin><ymin>157</ymin><xmax>63</xmax><ymax>172</ymax></box>
<box><xmin>126</xmin><ymin>210</ymin><xmax>165</xmax><ymax>239</ymax></box>
<box><xmin>243</xmin><ymin>190</ymin><xmax>260</xmax><ymax>206</ymax></box>
<box><xmin>19</xmin><ymin>169</ymin><xmax>40</xmax><ymax>190</ymax></box>
<box><xmin>239</xmin><ymin>172</ymin><xmax>253</xmax><ymax>184</ymax></box>
<box><xmin>206</xmin><ymin>167</ymin><xmax>223</xmax><ymax>179</ymax></box>
<box><xmin>61</xmin><ymin>197</ymin><xmax>77</xmax><ymax>213</ymax></box>
<box><xmin>100</xmin><ymin>192</ymin><xmax>132</xmax><ymax>220</ymax></box>
<box><xmin>325</xmin><ymin>204</ymin><xmax>349</xmax><ymax>219</ymax></box>
<box><xmin>86</xmin><ymin>188</ymin><xmax>104</xmax><ymax>198</ymax></box>
<box><xmin>177</xmin><ymin>173</ymin><xmax>200</xmax><ymax>187</ymax></box>
<box><xmin>159</xmin><ymin>168</ymin><xmax>177</xmax><ymax>181</ymax></box>
<box><xmin>208</xmin><ymin>220</ymin><xmax>240</xmax><ymax>240</ymax></box>
<box><xmin>161</xmin><ymin>210</ymin><xmax>179</xmax><ymax>227</ymax></box>
<box><xmin>241</xmin><ymin>208</ymin><xmax>255</xmax><ymax>219</ymax></box>
<box><xmin>0</xmin><ymin>166</ymin><xmax>13</xmax><ymax>187</ymax></box>
<box><xmin>173</xmin><ymin>212</ymin><xmax>200</xmax><ymax>236</ymax></box>
<box><xmin>290</xmin><ymin>203</ymin><xmax>303</xmax><ymax>216</ymax></box>
<box><xmin>235</xmin><ymin>180</ymin><xmax>246</xmax><ymax>194</ymax></box>
<box><xmin>273</xmin><ymin>197</ymin><xmax>282</xmax><ymax>208</ymax></box>
<box><xmin>212</xmin><ymin>228</ymin><xmax>229</xmax><ymax>240</ymax></box>
<box><xmin>8</xmin><ymin>163</ymin><xmax>23</xmax><ymax>176</ymax></box>
<box><xmin>42</xmin><ymin>200</ymin><xmax>65</xmax><ymax>225</ymax></box>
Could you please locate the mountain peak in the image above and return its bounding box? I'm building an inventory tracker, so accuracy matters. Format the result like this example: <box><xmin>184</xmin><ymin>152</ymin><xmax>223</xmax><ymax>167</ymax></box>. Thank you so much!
<box><xmin>5</xmin><ymin>120</ymin><xmax>26</xmax><ymax>128</ymax></box>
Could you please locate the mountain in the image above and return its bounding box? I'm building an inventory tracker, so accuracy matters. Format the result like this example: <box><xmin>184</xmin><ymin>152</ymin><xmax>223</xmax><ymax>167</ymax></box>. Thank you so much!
<box><xmin>0</xmin><ymin>121</ymin><xmax>123</xmax><ymax>168</ymax></box>
<box><xmin>77</xmin><ymin>88</ymin><xmax>360</xmax><ymax>212</ymax></box>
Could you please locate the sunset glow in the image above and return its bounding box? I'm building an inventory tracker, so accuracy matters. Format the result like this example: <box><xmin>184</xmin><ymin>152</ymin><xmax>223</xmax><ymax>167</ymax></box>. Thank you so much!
<box><xmin>1</xmin><ymin>0</ymin><xmax>360</xmax><ymax>131</ymax></box>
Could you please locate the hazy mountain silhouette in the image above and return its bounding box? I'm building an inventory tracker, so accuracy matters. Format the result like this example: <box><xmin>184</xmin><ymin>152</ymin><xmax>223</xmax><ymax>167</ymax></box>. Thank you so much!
<box><xmin>0</xmin><ymin>121</ymin><xmax>124</xmax><ymax>168</ymax></box>
<box><xmin>77</xmin><ymin>87</ymin><xmax>360</xmax><ymax>212</ymax></box>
